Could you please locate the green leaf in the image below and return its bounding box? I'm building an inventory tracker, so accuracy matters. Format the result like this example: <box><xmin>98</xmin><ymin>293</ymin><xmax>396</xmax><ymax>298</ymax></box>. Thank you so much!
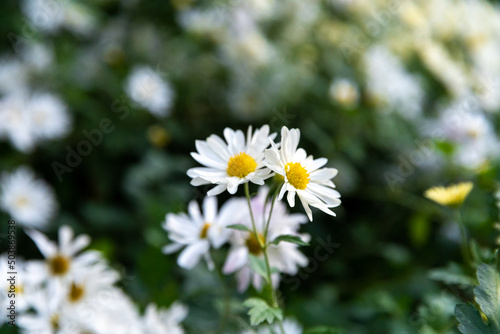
<box><xmin>456</xmin><ymin>304</ymin><xmax>494</xmax><ymax>334</ymax></box>
<box><xmin>243</xmin><ymin>297</ymin><xmax>283</xmax><ymax>326</ymax></box>
<box><xmin>270</xmin><ymin>234</ymin><xmax>309</xmax><ymax>247</ymax></box>
<box><xmin>428</xmin><ymin>262</ymin><xmax>476</xmax><ymax>286</ymax></box>
<box><xmin>474</xmin><ymin>264</ymin><xmax>500</xmax><ymax>329</ymax></box>
<box><xmin>248</xmin><ymin>254</ymin><xmax>268</xmax><ymax>279</ymax></box>
<box><xmin>227</xmin><ymin>224</ymin><xmax>251</xmax><ymax>232</ymax></box>
<box><xmin>455</xmin><ymin>263</ymin><xmax>500</xmax><ymax>334</ymax></box>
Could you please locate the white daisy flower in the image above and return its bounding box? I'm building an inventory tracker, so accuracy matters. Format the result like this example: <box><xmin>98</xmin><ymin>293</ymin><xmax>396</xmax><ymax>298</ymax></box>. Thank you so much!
<box><xmin>17</xmin><ymin>286</ymin><xmax>70</xmax><ymax>334</ymax></box>
<box><xmin>61</xmin><ymin>261</ymin><xmax>119</xmax><ymax>307</ymax></box>
<box><xmin>223</xmin><ymin>187</ymin><xmax>309</xmax><ymax>292</ymax></box>
<box><xmin>25</xmin><ymin>225</ymin><xmax>102</xmax><ymax>282</ymax></box>
<box><xmin>125</xmin><ymin>66</ymin><xmax>174</xmax><ymax>117</ymax></box>
<box><xmin>162</xmin><ymin>196</ymin><xmax>240</xmax><ymax>270</ymax></box>
<box><xmin>264</xmin><ymin>126</ymin><xmax>341</xmax><ymax>221</ymax></box>
<box><xmin>27</xmin><ymin>92</ymin><xmax>71</xmax><ymax>140</ymax></box>
<box><xmin>187</xmin><ymin>125</ymin><xmax>276</xmax><ymax>196</ymax></box>
<box><xmin>0</xmin><ymin>166</ymin><xmax>57</xmax><ymax>228</ymax></box>
<box><xmin>143</xmin><ymin>302</ymin><xmax>188</xmax><ymax>334</ymax></box>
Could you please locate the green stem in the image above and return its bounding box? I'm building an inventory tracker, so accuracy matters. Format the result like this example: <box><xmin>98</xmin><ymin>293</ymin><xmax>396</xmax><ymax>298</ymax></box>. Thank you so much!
<box><xmin>213</xmin><ymin>258</ymin><xmax>231</xmax><ymax>334</ymax></box>
<box><xmin>454</xmin><ymin>209</ymin><xmax>472</xmax><ymax>270</ymax></box>
<box><xmin>244</xmin><ymin>183</ymin><xmax>285</xmax><ymax>334</ymax></box>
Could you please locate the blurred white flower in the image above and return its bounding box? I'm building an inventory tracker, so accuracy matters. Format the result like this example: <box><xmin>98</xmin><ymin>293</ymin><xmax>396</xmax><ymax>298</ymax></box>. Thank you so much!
<box><xmin>0</xmin><ymin>92</ymin><xmax>36</xmax><ymax>152</ymax></box>
<box><xmin>0</xmin><ymin>167</ymin><xmax>56</xmax><ymax>229</ymax></box>
<box><xmin>187</xmin><ymin>125</ymin><xmax>276</xmax><ymax>196</ymax></box>
<box><xmin>0</xmin><ymin>91</ymin><xmax>71</xmax><ymax>153</ymax></box>
<box><xmin>125</xmin><ymin>66</ymin><xmax>174</xmax><ymax>117</ymax></box>
<box><xmin>0</xmin><ymin>58</ymin><xmax>28</xmax><ymax>94</ymax></box>
<box><xmin>23</xmin><ymin>0</ymin><xmax>66</xmax><ymax>33</ymax></box>
<box><xmin>328</xmin><ymin>78</ymin><xmax>359</xmax><ymax>108</ymax></box>
<box><xmin>223</xmin><ymin>187</ymin><xmax>309</xmax><ymax>292</ymax></box>
<box><xmin>162</xmin><ymin>196</ymin><xmax>239</xmax><ymax>270</ymax></box>
<box><xmin>365</xmin><ymin>46</ymin><xmax>424</xmax><ymax>119</ymax></box>
<box><xmin>427</xmin><ymin>100</ymin><xmax>500</xmax><ymax>169</ymax></box>
<box><xmin>264</xmin><ymin>127</ymin><xmax>341</xmax><ymax>221</ymax></box>
<box><xmin>143</xmin><ymin>302</ymin><xmax>188</xmax><ymax>334</ymax></box>
<box><xmin>27</xmin><ymin>92</ymin><xmax>71</xmax><ymax>140</ymax></box>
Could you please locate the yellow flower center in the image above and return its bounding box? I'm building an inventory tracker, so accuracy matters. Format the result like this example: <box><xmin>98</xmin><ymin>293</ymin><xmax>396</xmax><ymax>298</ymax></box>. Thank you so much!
<box><xmin>51</xmin><ymin>314</ymin><xmax>60</xmax><ymax>330</ymax></box>
<box><xmin>227</xmin><ymin>152</ymin><xmax>257</xmax><ymax>178</ymax></box>
<box><xmin>246</xmin><ymin>233</ymin><xmax>265</xmax><ymax>255</ymax></box>
<box><xmin>15</xmin><ymin>196</ymin><xmax>29</xmax><ymax>208</ymax></box>
<box><xmin>69</xmin><ymin>282</ymin><xmax>85</xmax><ymax>303</ymax></box>
<box><xmin>49</xmin><ymin>254</ymin><xmax>71</xmax><ymax>276</ymax></box>
<box><xmin>285</xmin><ymin>162</ymin><xmax>310</xmax><ymax>190</ymax></box>
<box><xmin>199</xmin><ymin>222</ymin><xmax>211</xmax><ymax>239</ymax></box>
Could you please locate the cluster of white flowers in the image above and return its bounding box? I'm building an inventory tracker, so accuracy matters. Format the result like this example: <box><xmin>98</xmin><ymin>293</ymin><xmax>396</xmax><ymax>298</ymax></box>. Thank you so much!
<box><xmin>0</xmin><ymin>166</ymin><xmax>57</xmax><ymax>229</ymax></box>
<box><xmin>0</xmin><ymin>54</ymin><xmax>71</xmax><ymax>153</ymax></box>
<box><xmin>23</xmin><ymin>0</ymin><xmax>97</xmax><ymax>36</ymax></box>
<box><xmin>423</xmin><ymin>100</ymin><xmax>500</xmax><ymax>170</ymax></box>
<box><xmin>0</xmin><ymin>225</ymin><xmax>187</xmax><ymax>334</ymax></box>
<box><xmin>163</xmin><ymin>125</ymin><xmax>341</xmax><ymax>293</ymax></box>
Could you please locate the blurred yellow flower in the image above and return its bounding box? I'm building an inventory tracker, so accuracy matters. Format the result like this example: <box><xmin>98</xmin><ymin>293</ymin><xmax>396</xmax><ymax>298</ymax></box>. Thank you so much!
<box><xmin>424</xmin><ymin>182</ymin><xmax>473</xmax><ymax>207</ymax></box>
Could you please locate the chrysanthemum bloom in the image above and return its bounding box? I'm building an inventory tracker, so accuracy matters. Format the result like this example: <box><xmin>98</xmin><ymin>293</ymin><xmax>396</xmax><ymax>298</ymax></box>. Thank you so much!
<box><xmin>424</xmin><ymin>182</ymin><xmax>473</xmax><ymax>207</ymax></box>
<box><xmin>223</xmin><ymin>187</ymin><xmax>309</xmax><ymax>292</ymax></box>
<box><xmin>0</xmin><ymin>167</ymin><xmax>57</xmax><ymax>228</ymax></box>
<box><xmin>187</xmin><ymin>125</ymin><xmax>276</xmax><ymax>196</ymax></box>
<box><xmin>264</xmin><ymin>126</ymin><xmax>341</xmax><ymax>221</ymax></box>
<box><xmin>162</xmin><ymin>196</ymin><xmax>240</xmax><ymax>270</ymax></box>
<box><xmin>25</xmin><ymin>225</ymin><xmax>101</xmax><ymax>282</ymax></box>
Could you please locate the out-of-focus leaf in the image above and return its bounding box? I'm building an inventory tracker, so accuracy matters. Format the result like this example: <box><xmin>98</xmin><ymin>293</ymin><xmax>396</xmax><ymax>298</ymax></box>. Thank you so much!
<box><xmin>243</xmin><ymin>297</ymin><xmax>283</xmax><ymax>326</ymax></box>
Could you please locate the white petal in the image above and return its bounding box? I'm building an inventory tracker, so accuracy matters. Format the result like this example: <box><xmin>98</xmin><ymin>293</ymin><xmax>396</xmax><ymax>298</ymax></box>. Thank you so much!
<box><xmin>223</xmin><ymin>247</ymin><xmax>249</xmax><ymax>274</ymax></box>
<box><xmin>203</xmin><ymin>196</ymin><xmax>217</xmax><ymax>223</ymax></box>
<box><xmin>177</xmin><ymin>241</ymin><xmax>210</xmax><ymax>269</ymax></box>
<box><xmin>25</xmin><ymin>229</ymin><xmax>56</xmax><ymax>258</ymax></box>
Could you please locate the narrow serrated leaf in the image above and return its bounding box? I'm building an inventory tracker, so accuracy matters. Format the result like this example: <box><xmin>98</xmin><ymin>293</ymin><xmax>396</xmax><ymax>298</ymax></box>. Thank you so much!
<box><xmin>270</xmin><ymin>234</ymin><xmax>309</xmax><ymax>247</ymax></box>
<box><xmin>227</xmin><ymin>224</ymin><xmax>251</xmax><ymax>232</ymax></box>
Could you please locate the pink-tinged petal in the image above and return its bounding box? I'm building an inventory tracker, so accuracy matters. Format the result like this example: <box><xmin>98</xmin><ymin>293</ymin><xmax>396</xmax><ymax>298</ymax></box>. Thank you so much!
<box><xmin>25</xmin><ymin>229</ymin><xmax>56</xmax><ymax>258</ymax></box>
<box><xmin>177</xmin><ymin>241</ymin><xmax>210</xmax><ymax>269</ymax></box>
<box><xmin>223</xmin><ymin>247</ymin><xmax>249</xmax><ymax>274</ymax></box>
<box><xmin>237</xmin><ymin>266</ymin><xmax>251</xmax><ymax>292</ymax></box>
